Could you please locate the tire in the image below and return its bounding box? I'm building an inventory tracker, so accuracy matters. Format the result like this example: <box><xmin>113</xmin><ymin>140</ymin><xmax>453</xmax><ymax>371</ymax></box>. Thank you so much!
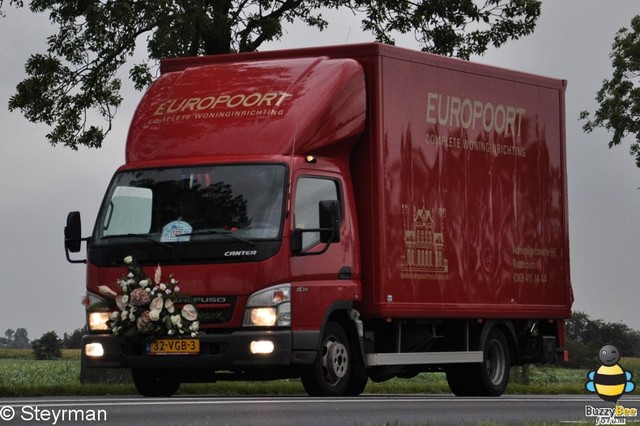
<box><xmin>132</xmin><ymin>368</ymin><xmax>181</xmax><ymax>397</ymax></box>
<box><xmin>477</xmin><ymin>327</ymin><xmax>511</xmax><ymax>396</ymax></box>
<box><xmin>302</xmin><ymin>321</ymin><xmax>359</xmax><ymax>396</ymax></box>
<box><xmin>446</xmin><ymin>327</ymin><xmax>511</xmax><ymax>397</ymax></box>
<box><xmin>345</xmin><ymin>349</ymin><xmax>368</xmax><ymax>396</ymax></box>
<box><xmin>445</xmin><ymin>364</ymin><xmax>479</xmax><ymax>396</ymax></box>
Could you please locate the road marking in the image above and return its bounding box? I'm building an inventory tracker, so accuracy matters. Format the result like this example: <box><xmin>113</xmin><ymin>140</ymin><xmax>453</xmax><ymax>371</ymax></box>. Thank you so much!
<box><xmin>5</xmin><ymin>395</ymin><xmax>638</xmax><ymax>409</ymax></box>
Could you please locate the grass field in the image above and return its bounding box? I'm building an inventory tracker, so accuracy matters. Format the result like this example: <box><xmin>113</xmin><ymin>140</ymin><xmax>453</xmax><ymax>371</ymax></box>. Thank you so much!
<box><xmin>1</xmin><ymin>349</ymin><xmax>639</xmax><ymax>397</ymax></box>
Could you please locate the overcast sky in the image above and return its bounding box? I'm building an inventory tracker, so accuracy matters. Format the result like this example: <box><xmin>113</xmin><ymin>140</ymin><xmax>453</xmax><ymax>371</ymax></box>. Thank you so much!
<box><xmin>1</xmin><ymin>1</ymin><xmax>639</xmax><ymax>340</ymax></box>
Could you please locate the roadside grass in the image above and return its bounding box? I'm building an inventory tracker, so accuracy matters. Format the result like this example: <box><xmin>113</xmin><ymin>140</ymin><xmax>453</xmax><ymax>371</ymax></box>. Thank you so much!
<box><xmin>1</xmin><ymin>349</ymin><xmax>639</xmax><ymax>397</ymax></box>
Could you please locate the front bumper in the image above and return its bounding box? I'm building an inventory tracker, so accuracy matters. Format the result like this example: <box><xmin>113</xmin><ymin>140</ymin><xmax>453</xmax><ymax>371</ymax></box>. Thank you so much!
<box><xmin>82</xmin><ymin>329</ymin><xmax>315</xmax><ymax>370</ymax></box>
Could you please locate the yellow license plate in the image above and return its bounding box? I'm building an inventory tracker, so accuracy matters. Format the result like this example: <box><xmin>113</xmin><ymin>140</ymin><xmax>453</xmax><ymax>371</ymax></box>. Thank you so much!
<box><xmin>148</xmin><ymin>339</ymin><xmax>200</xmax><ymax>355</ymax></box>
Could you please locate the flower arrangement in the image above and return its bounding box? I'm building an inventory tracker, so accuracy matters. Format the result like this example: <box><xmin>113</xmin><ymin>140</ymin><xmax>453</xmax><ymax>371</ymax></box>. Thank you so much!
<box><xmin>98</xmin><ymin>256</ymin><xmax>199</xmax><ymax>339</ymax></box>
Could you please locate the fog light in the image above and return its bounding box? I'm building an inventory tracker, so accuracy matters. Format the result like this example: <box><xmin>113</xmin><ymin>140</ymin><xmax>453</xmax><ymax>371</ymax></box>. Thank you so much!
<box><xmin>85</xmin><ymin>343</ymin><xmax>104</xmax><ymax>358</ymax></box>
<box><xmin>250</xmin><ymin>340</ymin><xmax>274</xmax><ymax>354</ymax></box>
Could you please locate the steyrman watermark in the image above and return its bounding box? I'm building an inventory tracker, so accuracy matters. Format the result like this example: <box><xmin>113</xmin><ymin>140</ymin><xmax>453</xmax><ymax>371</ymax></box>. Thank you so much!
<box><xmin>0</xmin><ymin>405</ymin><xmax>107</xmax><ymax>424</ymax></box>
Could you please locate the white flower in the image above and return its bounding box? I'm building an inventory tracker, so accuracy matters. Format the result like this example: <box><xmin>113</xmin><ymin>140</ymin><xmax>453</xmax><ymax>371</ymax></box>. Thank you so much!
<box><xmin>170</xmin><ymin>315</ymin><xmax>182</xmax><ymax>327</ymax></box>
<box><xmin>189</xmin><ymin>321</ymin><xmax>199</xmax><ymax>332</ymax></box>
<box><xmin>181</xmin><ymin>304</ymin><xmax>198</xmax><ymax>322</ymax></box>
<box><xmin>121</xmin><ymin>310</ymin><xmax>129</xmax><ymax>321</ymax></box>
<box><xmin>129</xmin><ymin>312</ymin><xmax>136</xmax><ymax>322</ymax></box>
<box><xmin>165</xmin><ymin>289</ymin><xmax>172</xmax><ymax>295</ymax></box>
<box><xmin>154</xmin><ymin>265</ymin><xmax>162</xmax><ymax>285</ymax></box>
<box><xmin>98</xmin><ymin>285</ymin><xmax>117</xmax><ymax>298</ymax></box>
<box><xmin>110</xmin><ymin>311</ymin><xmax>119</xmax><ymax>320</ymax></box>
<box><xmin>139</xmin><ymin>279</ymin><xmax>149</xmax><ymax>288</ymax></box>
<box><xmin>118</xmin><ymin>279</ymin><xmax>128</xmax><ymax>291</ymax></box>
<box><xmin>164</xmin><ymin>299</ymin><xmax>175</xmax><ymax>313</ymax></box>
<box><xmin>128</xmin><ymin>272</ymin><xmax>134</xmax><ymax>279</ymax></box>
<box><xmin>174</xmin><ymin>286</ymin><xmax>181</xmax><ymax>293</ymax></box>
<box><xmin>124</xmin><ymin>256</ymin><xmax>133</xmax><ymax>265</ymax></box>
<box><xmin>122</xmin><ymin>295</ymin><xmax>129</xmax><ymax>305</ymax></box>
<box><xmin>159</xmin><ymin>283</ymin><xmax>167</xmax><ymax>291</ymax></box>
<box><xmin>150</xmin><ymin>296</ymin><xmax>164</xmax><ymax>312</ymax></box>
<box><xmin>149</xmin><ymin>310</ymin><xmax>160</xmax><ymax>321</ymax></box>
<box><xmin>167</xmin><ymin>329</ymin><xmax>174</xmax><ymax>336</ymax></box>
<box><xmin>116</xmin><ymin>295</ymin><xmax>126</xmax><ymax>310</ymax></box>
<box><xmin>191</xmin><ymin>332</ymin><xmax>197</xmax><ymax>338</ymax></box>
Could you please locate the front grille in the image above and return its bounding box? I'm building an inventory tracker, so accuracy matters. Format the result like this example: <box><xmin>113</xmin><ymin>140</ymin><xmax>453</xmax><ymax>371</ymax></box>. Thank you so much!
<box><xmin>191</xmin><ymin>296</ymin><xmax>236</xmax><ymax>329</ymax></box>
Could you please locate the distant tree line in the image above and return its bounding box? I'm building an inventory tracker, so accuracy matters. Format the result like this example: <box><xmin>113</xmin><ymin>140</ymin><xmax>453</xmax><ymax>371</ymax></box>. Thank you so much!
<box><xmin>564</xmin><ymin>311</ymin><xmax>640</xmax><ymax>368</ymax></box>
<box><xmin>1</xmin><ymin>327</ymin><xmax>86</xmax><ymax>359</ymax></box>
<box><xmin>3</xmin><ymin>313</ymin><xmax>639</xmax><ymax>364</ymax></box>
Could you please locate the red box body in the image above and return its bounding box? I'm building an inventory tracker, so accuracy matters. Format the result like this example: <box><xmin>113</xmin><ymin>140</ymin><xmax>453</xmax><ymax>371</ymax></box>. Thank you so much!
<box><xmin>345</xmin><ymin>45</ymin><xmax>572</xmax><ymax>320</ymax></box>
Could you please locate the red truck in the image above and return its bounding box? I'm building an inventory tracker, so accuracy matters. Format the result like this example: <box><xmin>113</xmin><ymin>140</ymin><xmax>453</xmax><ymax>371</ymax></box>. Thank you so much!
<box><xmin>65</xmin><ymin>43</ymin><xmax>572</xmax><ymax>397</ymax></box>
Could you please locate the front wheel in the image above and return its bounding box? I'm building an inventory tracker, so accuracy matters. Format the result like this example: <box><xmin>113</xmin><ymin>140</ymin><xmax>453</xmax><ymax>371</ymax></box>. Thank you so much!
<box><xmin>302</xmin><ymin>321</ymin><xmax>361</xmax><ymax>396</ymax></box>
<box><xmin>132</xmin><ymin>368</ymin><xmax>181</xmax><ymax>397</ymax></box>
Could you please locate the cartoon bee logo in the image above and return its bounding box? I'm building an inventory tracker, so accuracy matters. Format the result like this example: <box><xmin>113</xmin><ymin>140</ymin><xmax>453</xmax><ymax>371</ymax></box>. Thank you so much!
<box><xmin>586</xmin><ymin>345</ymin><xmax>636</xmax><ymax>403</ymax></box>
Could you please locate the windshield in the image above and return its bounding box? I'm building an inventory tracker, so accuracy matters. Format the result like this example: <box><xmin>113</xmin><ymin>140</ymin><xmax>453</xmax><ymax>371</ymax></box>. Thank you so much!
<box><xmin>96</xmin><ymin>164</ymin><xmax>286</xmax><ymax>243</ymax></box>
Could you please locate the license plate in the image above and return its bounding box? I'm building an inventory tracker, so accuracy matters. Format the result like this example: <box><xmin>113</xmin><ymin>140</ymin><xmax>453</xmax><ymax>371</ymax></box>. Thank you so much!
<box><xmin>147</xmin><ymin>339</ymin><xmax>200</xmax><ymax>355</ymax></box>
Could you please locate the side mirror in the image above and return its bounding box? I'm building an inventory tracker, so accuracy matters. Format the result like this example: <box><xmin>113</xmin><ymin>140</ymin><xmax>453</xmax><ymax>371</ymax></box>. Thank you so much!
<box><xmin>319</xmin><ymin>200</ymin><xmax>340</xmax><ymax>244</ymax></box>
<box><xmin>65</xmin><ymin>211</ymin><xmax>82</xmax><ymax>252</ymax></box>
<box><xmin>292</xmin><ymin>200</ymin><xmax>341</xmax><ymax>256</ymax></box>
<box><xmin>65</xmin><ymin>211</ymin><xmax>87</xmax><ymax>264</ymax></box>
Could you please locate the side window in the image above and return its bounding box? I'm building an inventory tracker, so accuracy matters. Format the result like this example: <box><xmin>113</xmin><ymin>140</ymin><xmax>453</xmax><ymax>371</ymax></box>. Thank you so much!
<box><xmin>102</xmin><ymin>186</ymin><xmax>153</xmax><ymax>236</ymax></box>
<box><xmin>294</xmin><ymin>177</ymin><xmax>340</xmax><ymax>250</ymax></box>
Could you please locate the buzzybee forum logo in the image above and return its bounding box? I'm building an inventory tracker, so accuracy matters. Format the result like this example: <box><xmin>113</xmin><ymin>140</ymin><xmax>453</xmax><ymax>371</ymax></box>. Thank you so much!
<box><xmin>584</xmin><ymin>345</ymin><xmax>637</xmax><ymax>424</ymax></box>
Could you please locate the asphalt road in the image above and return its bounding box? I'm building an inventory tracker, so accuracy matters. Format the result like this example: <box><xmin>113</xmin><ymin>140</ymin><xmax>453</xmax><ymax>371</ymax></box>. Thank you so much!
<box><xmin>1</xmin><ymin>395</ymin><xmax>639</xmax><ymax>425</ymax></box>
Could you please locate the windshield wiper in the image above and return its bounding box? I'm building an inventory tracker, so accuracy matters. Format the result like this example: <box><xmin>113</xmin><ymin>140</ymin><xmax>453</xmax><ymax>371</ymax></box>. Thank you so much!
<box><xmin>186</xmin><ymin>229</ymin><xmax>256</xmax><ymax>247</ymax></box>
<box><xmin>123</xmin><ymin>233</ymin><xmax>173</xmax><ymax>249</ymax></box>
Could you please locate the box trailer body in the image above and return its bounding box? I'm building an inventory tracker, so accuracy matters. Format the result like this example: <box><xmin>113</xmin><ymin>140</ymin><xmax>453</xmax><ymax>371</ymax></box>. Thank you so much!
<box><xmin>66</xmin><ymin>43</ymin><xmax>572</xmax><ymax>397</ymax></box>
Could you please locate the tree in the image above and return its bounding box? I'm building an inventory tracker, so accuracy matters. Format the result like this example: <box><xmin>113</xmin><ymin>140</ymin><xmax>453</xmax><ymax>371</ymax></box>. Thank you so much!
<box><xmin>62</xmin><ymin>327</ymin><xmax>87</xmax><ymax>349</ymax></box>
<box><xmin>3</xmin><ymin>329</ymin><xmax>15</xmax><ymax>347</ymax></box>
<box><xmin>564</xmin><ymin>311</ymin><xmax>640</xmax><ymax>368</ymax></box>
<box><xmin>12</xmin><ymin>328</ymin><xmax>30</xmax><ymax>349</ymax></box>
<box><xmin>580</xmin><ymin>15</ymin><xmax>640</xmax><ymax>168</ymax></box>
<box><xmin>0</xmin><ymin>0</ymin><xmax>22</xmax><ymax>17</ymax></box>
<box><xmin>32</xmin><ymin>331</ymin><xmax>63</xmax><ymax>360</ymax></box>
<box><xmin>2</xmin><ymin>328</ymin><xmax>30</xmax><ymax>348</ymax></box>
<box><xmin>5</xmin><ymin>0</ymin><xmax>541</xmax><ymax>150</ymax></box>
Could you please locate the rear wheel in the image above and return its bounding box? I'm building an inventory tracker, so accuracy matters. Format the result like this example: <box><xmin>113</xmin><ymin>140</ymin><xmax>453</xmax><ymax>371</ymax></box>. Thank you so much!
<box><xmin>446</xmin><ymin>364</ymin><xmax>479</xmax><ymax>396</ymax></box>
<box><xmin>446</xmin><ymin>327</ymin><xmax>511</xmax><ymax>397</ymax></box>
<box><xmin>132</xmin><ymin>368</ymin><xmax>181</xmax><ymax>397</ymax></box>
<box><xmin>302</xmin><ymin>321</ymin><xmax>361</xmax><ymax>396</ymax></box>
<box><xmin>477</xmin><ymin>328</ymin><xmax>510</xmax><ymax>396</ymax></box>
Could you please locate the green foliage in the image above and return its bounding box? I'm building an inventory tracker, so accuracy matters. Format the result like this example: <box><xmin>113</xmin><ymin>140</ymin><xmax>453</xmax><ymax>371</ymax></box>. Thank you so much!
<box><xmin>31</xmin><ymin>331</ymin><xmax>63</xmax><ymax>360</ymax></box>
<box><xmin>564</xmin><ymin>311</ymin><xmax>640</xmax><ymax>368</ymax></box>
<box><xmin>62</xmin><ymin>327</ymin><xmax>86</xmax><ymax>349</ymax></box>
<box><xmin>1</xmin><ymin>328</ymin><xmax>30</xmax><ymax>348</ymax></box>
<box><xmin>0</xmin><ymin>350</ymin><xmax>638</xmax><ymax>397</ymax></box>
<box><xmin>6</xmin><ymin>0</ymin><xmax>541</xmax><ymax>150</ymax></box>
<box><xmin>581</xmin><ymin>15</ymin><xmax>640</xmax><ymax>168</ymax></box>
<box><xmin>354</xmin><ymin>0</ymin><xmax>541</xmax><ymax>59</ymax></box>
<box><xmin>0</xmin><ymin>0</ymin><xmax>23</xmax><ymax>17</ymax></box>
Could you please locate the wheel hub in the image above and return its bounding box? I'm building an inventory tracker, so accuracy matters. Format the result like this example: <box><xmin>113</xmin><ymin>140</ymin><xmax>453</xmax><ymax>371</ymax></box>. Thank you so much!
<box><xmin>325</xmin><ymin>340</ymin><xmax>348</xmax><ymax>379</ymax></box>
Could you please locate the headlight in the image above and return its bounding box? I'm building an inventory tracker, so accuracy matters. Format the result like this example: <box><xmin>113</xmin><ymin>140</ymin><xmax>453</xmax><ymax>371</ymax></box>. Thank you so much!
<box><xmin>243</xmin><ymin>284</ymin><xmax>291</xmax><ymax>327</ymax></box>
<box><xmin>88</xmin><ymin>311</ymin><xmax>111</xmax><ymax>331</ymax></box>
<box><xmin>85</xmin><ymin>291</ymin><xmax>112</xmax><ymax>332</ymax></box>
